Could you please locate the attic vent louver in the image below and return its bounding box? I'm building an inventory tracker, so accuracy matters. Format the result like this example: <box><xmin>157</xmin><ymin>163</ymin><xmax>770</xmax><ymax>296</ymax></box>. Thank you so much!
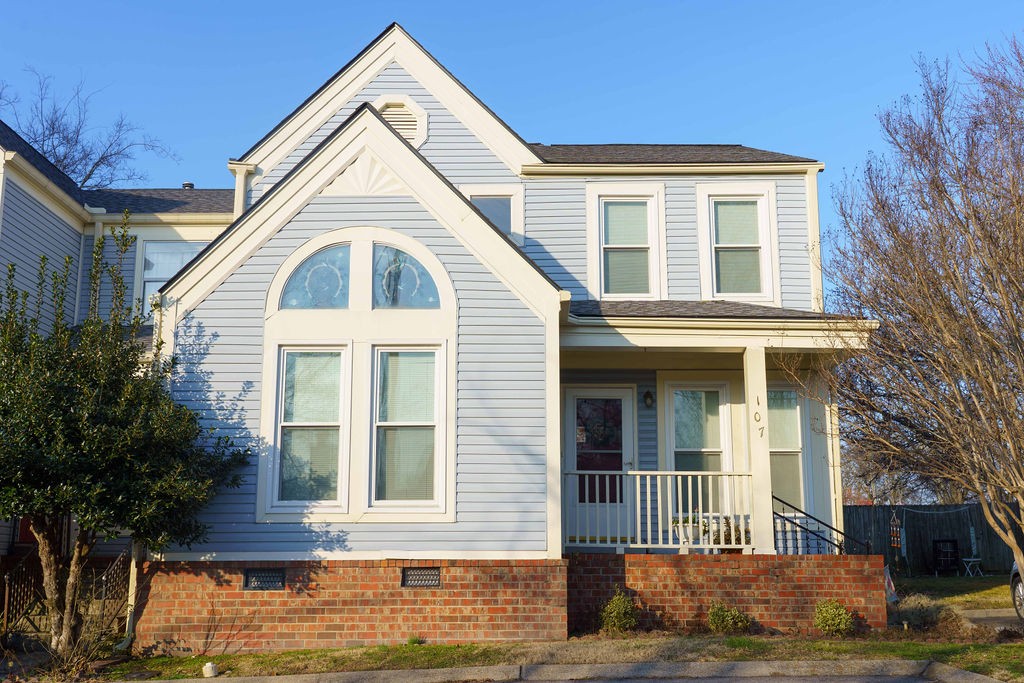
<box><xmin>373</xmin><ymin>95</ymin><xmax>427</xmax><ymax>148</ymax></box>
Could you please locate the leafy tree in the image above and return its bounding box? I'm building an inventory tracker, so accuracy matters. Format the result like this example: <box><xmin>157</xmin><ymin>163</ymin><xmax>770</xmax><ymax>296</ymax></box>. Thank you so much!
<box><xmin>0</xmin><ymin>69</ymin><xmax>173</xmax><ymax>189</ymax></box>
<box><xmin>0</xmin><ymin>211</ymin><xmax>247</xmax><ymax>657</ymax></box>
<box><xmin>808</xmin><ymin>38</ymin><xmax>1024</xmax><ymax>573</ymax></box>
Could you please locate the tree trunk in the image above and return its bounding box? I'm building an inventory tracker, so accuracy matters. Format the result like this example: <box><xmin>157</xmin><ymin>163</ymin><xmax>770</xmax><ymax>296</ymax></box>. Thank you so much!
<box><xmin>28</xmin><ymin>516</ymin><xmax>93</xmax><ymax>658</ymax></box>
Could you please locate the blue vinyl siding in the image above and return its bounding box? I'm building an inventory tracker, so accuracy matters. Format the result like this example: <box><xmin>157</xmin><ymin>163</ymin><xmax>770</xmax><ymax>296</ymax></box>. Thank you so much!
<box><xmin>524</xmin><ymin>175</ymin><xmax>813</xmax><ymax>310</ymax></box>
<box><xmin>0</xmin><ymin>178</ymin><xmax>82</xmax><ymax>328</ymax></box>
<box><xmin>251</xmin><ymin>62</ymin><xmax>517</xmax><ymax>203</ymax></box>
<box><xmin>76</xmin><ymin>234</ymin><xmax>138</xmax><ymax>322</ymax></box>
<box><xmin>171</xmin><ymin>195</ymin><xmax>548</xmax><ymax>556</ymax></box>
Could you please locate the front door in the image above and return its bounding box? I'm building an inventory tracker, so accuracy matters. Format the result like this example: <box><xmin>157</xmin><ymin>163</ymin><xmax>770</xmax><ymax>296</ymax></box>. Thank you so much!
<box><xmin>564</xmin><ymin>388</ymin><xmax>635</xmax><ymax>544</ymax></box>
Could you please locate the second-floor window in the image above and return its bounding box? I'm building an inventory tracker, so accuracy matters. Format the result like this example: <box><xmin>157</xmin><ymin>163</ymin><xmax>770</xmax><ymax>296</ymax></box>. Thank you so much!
<box><xmin>586</xmin><ymin>182</ymin><xmax>665</xmax><ymax>300</ymax></box>
<box><xmin>141</xmin><ymin>241</ymin><xmax>207</xmax><ymax>316</ymax></box>
<box><xmin>461</xmin><ymin>184</ymin><xmax>524</xmax><ymax>243</ymax></box>
<box><xmin>696</xmin><ymin>182</ymin><xmax>778</xmax><ymax>304</ymax></box>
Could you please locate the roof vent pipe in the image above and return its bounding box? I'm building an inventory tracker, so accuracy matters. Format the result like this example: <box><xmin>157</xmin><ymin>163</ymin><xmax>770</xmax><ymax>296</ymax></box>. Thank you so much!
<box><xmin>182</xmin><ymin>181</ymin><xmax>194</xmax><ymax>190</ymax></box>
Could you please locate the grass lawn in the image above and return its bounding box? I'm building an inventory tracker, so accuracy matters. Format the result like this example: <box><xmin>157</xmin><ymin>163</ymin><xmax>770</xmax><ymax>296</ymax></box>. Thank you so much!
<box><xmin>99</xmin><ymin>633</ymin><xmax>1024</xmax><ymax>682</ymax></box>
<box><xmin>894</xmin><ymin>574</ymin><xmax>1013</xmax><ymax>610</ymax></box>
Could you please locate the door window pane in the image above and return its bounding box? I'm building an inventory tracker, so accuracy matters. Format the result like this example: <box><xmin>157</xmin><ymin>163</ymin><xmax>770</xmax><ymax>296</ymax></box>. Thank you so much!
<box><xmin>770</xmin><ymin>452</ymin><xmax>802</xmax><ymax>508</ymax></box>
<box><xmin>575</xmin><ymin>398</ymin><xmax>623</xmax><ymax>503</ymax></box>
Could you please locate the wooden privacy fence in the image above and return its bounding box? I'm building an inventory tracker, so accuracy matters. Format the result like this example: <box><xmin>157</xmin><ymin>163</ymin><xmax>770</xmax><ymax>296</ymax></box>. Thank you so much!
<box><xmin>843</xmin><ymin>504</ymin><xmax>1016</xmax><ymax>575</ymax></box>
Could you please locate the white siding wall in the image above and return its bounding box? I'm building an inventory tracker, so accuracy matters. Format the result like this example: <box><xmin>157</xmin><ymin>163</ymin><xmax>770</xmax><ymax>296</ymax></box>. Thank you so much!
<box><xmin>523</xmin><ymin>175</ymin><xmax>814</xmax><ymax>310</ymax></box>
<box><xmin>250</xmin><ymin>62</ymin><xmax>517</xmax><ymax>203</ymax></box>
<box><xmin>0</xmin><ymin>178</ymin><xmax>83</xmax><ymax>327</ymax></box>
<box><xmin>170</xmin><ymin>195</ymin><xmax>548</xmax><ymax>556</ymax></box>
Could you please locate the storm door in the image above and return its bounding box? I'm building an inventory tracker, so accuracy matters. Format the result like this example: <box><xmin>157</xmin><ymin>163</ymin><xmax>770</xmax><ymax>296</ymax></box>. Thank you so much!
<box><xmin>564</xmin><ymin>388</ymin><xmax>635</xmax><ymax>544</ymax></box>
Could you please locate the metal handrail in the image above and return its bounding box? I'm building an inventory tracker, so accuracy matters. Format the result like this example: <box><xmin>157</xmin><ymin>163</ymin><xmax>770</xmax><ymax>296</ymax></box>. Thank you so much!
<box><xmin>772</xmin><ymin>495</ymin><xmax>872</xmax><ymax>555</ymax></box>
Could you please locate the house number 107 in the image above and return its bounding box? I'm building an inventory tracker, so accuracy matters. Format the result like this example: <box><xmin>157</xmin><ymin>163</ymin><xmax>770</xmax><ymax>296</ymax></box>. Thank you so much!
<box><xmin>754</xmin><ymin>395</ymin><xmax>765</xmax><ymax>438</ymax></box>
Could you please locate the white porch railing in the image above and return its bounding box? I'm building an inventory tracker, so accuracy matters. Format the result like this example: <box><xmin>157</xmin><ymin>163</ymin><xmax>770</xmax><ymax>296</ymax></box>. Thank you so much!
<box><xmin>563</xmin><ymin>470</ymin><xmax>754</xmax><ymax>552</ymax></box>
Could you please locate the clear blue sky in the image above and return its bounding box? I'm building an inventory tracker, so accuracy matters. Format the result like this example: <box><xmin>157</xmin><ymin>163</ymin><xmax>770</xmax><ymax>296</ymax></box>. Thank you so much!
<box><xmin>1</xmin><ymin>1</ymin><xmax>1021</xmax><ymax>253</ymax></box>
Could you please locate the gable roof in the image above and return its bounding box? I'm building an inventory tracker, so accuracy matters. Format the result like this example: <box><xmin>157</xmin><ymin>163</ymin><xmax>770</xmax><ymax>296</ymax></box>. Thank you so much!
<box><xmin>162</xmin><ymin>103</ymin><xmax>561</xmax><ymax>328</ymax></box>
<box><xmin>0</xmin><ymin>118</ymin><xmax>82</xmax><ymax>201</ymax></box>
<box><xmin>237</xmin><ymin>23</ymin><xmax>541</xmax><ymax>176</ymax></box>
<box><xmin>82</xmin><ymin>188</ymin><xmax>233</xmax><ymax>214</ymax></box>
<box><xmin>529</xmin><ymin>143</ymin><xmax>817</xmax><ymax>165</ymax></box>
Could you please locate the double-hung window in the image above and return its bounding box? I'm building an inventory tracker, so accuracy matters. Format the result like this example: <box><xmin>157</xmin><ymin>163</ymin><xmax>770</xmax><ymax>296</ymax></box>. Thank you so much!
<box><xmin>696</xmin><ymin>182</ymin><xmax>777</xmax><ymax>303</ymax></box>
<box><xmin>586</xmin><ymin>183</ymin><xmax>665</xmax><ymax>300</ymax></box>
<box><xmin>768</xmin><ymin>388</ymin><xmax>803</xmax><ymax>510</ymax></box>
<box><xmin>276</xmin><ymin>349</ymin><xmax>346</xmax><ymax>506</ymax></box>
<box><xmin>372</xmin><ymin>349</ymin><xmax>439</xmax><ymax>503</ymax></box>
<box><xmin>141</xmin><ymin>241</ymin><xmax>207</xmax><ymax>316</ymax></box>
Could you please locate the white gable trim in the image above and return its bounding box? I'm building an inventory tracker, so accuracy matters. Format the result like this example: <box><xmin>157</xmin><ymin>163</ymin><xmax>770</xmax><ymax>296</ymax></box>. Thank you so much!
<box><xmin>163</xmin><ymin>108</ymin><xmax>560</xmax><ymax>330</ymax></box>
<box><xmin>240</xmin><ymin>25</ymin><xmax>540</xmax><ymax>181</ymax></box>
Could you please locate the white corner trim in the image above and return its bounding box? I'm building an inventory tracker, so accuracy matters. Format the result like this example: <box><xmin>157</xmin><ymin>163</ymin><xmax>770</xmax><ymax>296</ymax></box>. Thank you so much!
<box><xmin>372</xmin><ymin>94</ymin><xmax>428</xmax><ymax>148</ymax></box>
<box><xmin>458</xmin><ymin>183</ymin><xmax>525</xmax><ymax>243</ymax></box>
<box><xmin>585</xmin><ymin>181</ymin><xmax>666</xmax><ymax>301</ymax></box>
<box><xmin>805</xmin><ymin>168</ymin><xmax>824</xmax><ymax>312</ymax></box>
<box><xmin>695</xmin><ymin>181</ymin><xmax>780</xmax><ymax>306</ymax></box>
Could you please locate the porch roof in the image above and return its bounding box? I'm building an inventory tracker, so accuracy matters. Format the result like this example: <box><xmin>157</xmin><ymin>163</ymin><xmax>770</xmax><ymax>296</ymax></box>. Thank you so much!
<box><xmin>568</xmin><ymin>300</ymin><xmax>833</xmax><ymax>320</ymax></box>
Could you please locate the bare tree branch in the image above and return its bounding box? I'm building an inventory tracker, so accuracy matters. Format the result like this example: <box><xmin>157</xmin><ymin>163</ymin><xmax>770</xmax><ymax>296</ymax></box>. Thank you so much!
<box><xmin>0</xmin><ymin>69</ymin><xmax>176</xmax><ymax>189</ymax></box>
<box><xmin>785</xmin><ymin>37</ymin><xmax>1024</xmax><ymax>574</ymax></box>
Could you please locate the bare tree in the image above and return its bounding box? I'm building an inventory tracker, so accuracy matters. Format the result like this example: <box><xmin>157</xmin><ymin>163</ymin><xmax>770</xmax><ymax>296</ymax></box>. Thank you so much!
<box><xmin>798</xmin><ymin>38</ymin><xmax>1024</xmax><ymax>572</ymax></box>
<box><xmin>0</xmin><ymin>69</ymin><xmax>173</xmax><ymax>189</ymax></box>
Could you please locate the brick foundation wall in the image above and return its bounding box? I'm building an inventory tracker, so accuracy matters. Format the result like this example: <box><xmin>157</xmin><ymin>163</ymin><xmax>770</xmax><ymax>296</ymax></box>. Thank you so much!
<box><xmin>567</xmin><ymin>553</ymin><xmax>886</xmax><ymax>634</ymax></box>
<box><xmin>134</xmin><ymin>559</ymin><xmax>567</xmax><ymax>654</ymax></box>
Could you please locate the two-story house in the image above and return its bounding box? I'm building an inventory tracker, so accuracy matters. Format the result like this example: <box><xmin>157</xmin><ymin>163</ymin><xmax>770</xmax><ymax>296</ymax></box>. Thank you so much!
<box><xmin>0</xmin><ymin>24</ymin><xmax>884</xmax><ymax>652</ymax></box>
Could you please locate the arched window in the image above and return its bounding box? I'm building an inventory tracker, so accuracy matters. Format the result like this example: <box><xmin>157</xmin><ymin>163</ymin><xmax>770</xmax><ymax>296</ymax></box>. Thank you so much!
<box><xmin>372</xmin><ymin>245</ymin><xmax>439</xmax><ymax>308</ymax></box>
<box><xmin>280</xmin><ymin>244</ymin><xmax>350</xmax><ymax>309</ymax></box>
<box><xmin>259</xmin><ymin>227</ymin><xmax>456</xmax><ymax>524</ymax></box>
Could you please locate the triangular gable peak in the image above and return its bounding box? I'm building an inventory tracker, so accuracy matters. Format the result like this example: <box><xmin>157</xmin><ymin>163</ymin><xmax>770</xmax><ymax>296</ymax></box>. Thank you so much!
<box><xmin>163</xmin><ymin>104</ymin><xmax>559</xmax><ymax>343</ymax></box>
<box><xmin>237</xmin><ymin>24</ymin><xmax>540</xmax><ymax>189</ymax></box>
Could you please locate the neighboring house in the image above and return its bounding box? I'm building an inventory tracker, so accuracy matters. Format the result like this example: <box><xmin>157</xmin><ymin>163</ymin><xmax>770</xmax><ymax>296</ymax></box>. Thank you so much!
<box><xmin>0</xmin><ymin>24</ymin><xmax>885</xmax><ymax>651</ymax></box>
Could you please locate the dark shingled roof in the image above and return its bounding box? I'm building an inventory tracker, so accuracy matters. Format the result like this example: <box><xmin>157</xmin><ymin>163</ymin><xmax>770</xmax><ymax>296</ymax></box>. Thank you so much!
<box><xmin>82</xmin><ymin>188</ymin><xmax>234</xmax><ymax>214</ymax></box>
<box><xmin>0</xmin><ymin>118</ymin><xmax>83</xmax><ymax>200</ymax></box>
<box><xmin>529</xmin><ymin>144</ymin><xmax>816</xmax><ymax>165</ymax></box>
<box><xmin>570</xmin><ymin>299</ymin><xmax>827</xmax><ymax>320</ymax></box>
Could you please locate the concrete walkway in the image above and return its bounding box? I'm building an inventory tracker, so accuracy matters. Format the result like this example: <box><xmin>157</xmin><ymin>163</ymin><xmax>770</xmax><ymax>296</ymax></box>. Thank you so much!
<box><xmin>131</xmin><ymin>660</ymin><xmax>999</xmax><ymax>683</ymax></box>
<box><xmin>960</xmin><ymin>608</ymin><xmax>1022</xmax><ymax>632</ymax></box>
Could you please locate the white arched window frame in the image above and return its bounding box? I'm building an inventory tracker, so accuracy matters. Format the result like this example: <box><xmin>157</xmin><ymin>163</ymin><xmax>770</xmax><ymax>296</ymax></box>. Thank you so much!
<box><xmin>258</xmin><ymin>226</ymin><xmax>457</xmax><ymax>523</ymax></box>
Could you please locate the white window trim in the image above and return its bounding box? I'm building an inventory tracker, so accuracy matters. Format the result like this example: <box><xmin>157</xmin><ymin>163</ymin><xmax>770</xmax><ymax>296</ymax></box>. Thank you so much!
<box><xmin>132</xmin><ymin>230</ymin><xmax>218</xmax><ymax>316</ymax></box>
<box><xmin>767</xmin><ymin>383</ymin><xmax>810</xmax><ymax>511</ymax></box>
<box><xmin>459</xmin><ymin>183</ymin><xmax>525</xmax><ymax>244</ymax></box>
<box><xmin>696</xmin><ymin>181</ymin><xmax>780</xmax><ymax>305</ymax></box>
<box><xmin>369</xmin><ymin>345</ymin><xmax>446</xmax><ymax>510</ymax></box>
<box><xmin>659</xmin><ymin>382</ymin><xmax>733</xmax><ymax>472</ymax></box>
<box><xmin>270</xmin><ymin>345</ymin><xmax>352</xmax><ymax>513</ymax></box>
<box><xmin>372</xmin><ymin>94</ymin><xmax>428</xmax><ymax>148</ymax></box>
<box><xmin>585</xmin><ymin>182</ymin><xmax>666</xmax><ymax>300</ymax></box>
<box><xmin>257</xmin><ymin>227</ymin><xmax>456</xmax><ymax>524</ymax></box>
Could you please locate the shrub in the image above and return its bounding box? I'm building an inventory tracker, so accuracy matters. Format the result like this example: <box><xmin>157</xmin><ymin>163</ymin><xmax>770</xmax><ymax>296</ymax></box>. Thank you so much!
<box><xmin>706</xmin><ymin>601</ymin><xmax>752</xmax><ymax>634</ymax></box>
<box><xmin>814</xmin><ymin>598</ymin><xmax>854</xmax><ymax>637</ymax></box>
<box><xmin>600</xmin><ymin>587</ymin><xmax>639</xmax><ymax>632</ymax></box>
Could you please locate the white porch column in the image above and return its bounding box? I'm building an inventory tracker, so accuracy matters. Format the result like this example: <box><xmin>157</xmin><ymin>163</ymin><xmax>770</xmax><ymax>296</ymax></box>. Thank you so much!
<box><xmin>744</xmin><ymin>345</ymin><xmax>777</xmax><ymax>554</ymax></box>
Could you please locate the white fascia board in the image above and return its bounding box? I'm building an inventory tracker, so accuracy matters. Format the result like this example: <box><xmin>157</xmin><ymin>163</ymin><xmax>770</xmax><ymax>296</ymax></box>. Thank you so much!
<box><xmin>163</xmin><ymin>109</ymin><xmax>560</xmax><ymax>331</ymax></box>
<box><xmin>560</xmin><ymin>316</ymin><xmax>874</xmax><ymax>352</ymax></box>
<box><xmin>241</xmin><ymin>25</ymin><xmax>540</xmax><ymax>180</ymax></box>
<box><xmin>521</xmin><ymin>162</ymin><xmax>826</xmax><ymax>177</ymax></box>
<box><xmin>2</xmin><ymin>153</ymin><xmax>90</xmax><ymax>228</ymax></box>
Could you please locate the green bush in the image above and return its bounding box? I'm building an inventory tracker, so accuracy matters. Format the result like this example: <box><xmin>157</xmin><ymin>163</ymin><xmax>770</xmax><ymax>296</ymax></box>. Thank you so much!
<box><xmin>814</xmin><ymin>598</ymin><xmax>854</xmax><ymax>637</ymax></box>
<box><xmin>600</xmin><ymin>587</ymin><xmax>639</xmax><ymax>632</ymax></box>
<box><xmin>706</xmin><ymin>601</ymin><xmax>752</xmax><ymax>634</ymax></box>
